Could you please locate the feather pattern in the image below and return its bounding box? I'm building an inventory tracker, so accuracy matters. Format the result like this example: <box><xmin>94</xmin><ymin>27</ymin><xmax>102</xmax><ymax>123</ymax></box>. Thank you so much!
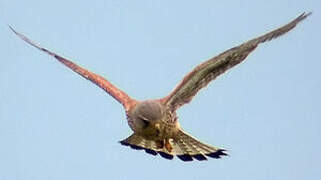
<box><xmin>120</xmin><ymin>130</ymin><xmax>227</xmax><ymax>161</ymax></box>
<box><xmin>163</xmin><ymin>12</ymin><xmax>311</xmax><ymax>111</ymax></box>
<box><xmin>10</xmin><ymin>12</ymin><xmax>310</xmax><ymax>162</ymax></box>
<box><xmin>9</xmin><ymin>26</ymin><xmax>136</xmax><ymax>111</ymax></box>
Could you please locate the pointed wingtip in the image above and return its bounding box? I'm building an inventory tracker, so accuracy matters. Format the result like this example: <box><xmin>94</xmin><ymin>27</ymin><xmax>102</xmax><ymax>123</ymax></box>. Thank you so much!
<box><xmin>298</xmin><ymin>12</ymin><xmax>312</xmax><ymax>21</ymax></box>
<box><xmin>8</xmin><ymin>25</ymin><xmax>36</xmax><ymax>47</ymax></box>
<box><xmin>7</xmin><ymin>25</ymin><xmax>58</xmax><ymax>58</ymax></box>
<box><xmin>8</xmin><ymin>24</ymin><xmax>13</xmax><ymax>30</ymax></box>
<box><xmin>304</xmin><ymin>11</ymin><xmax>312</xmax><ymax>17</ymax></box>
<box><xmin>8</xmin><ymin>25</ymin><xmax>19</xmax><ymax>35</ymax></box>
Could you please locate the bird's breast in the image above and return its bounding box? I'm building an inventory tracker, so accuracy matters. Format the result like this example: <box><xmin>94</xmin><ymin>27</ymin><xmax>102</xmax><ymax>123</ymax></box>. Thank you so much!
<box><xmin>140</xmin><ymin>120</ymin><xmax>179</xmax><ymax>140</ymax></box>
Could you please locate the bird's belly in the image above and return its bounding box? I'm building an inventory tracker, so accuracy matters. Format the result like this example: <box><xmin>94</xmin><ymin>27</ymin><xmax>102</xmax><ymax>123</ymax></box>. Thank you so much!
<box><xmin>140</xmin><ymin>121</ymin><xmax>178</xmax><ymax>141</ymax></box>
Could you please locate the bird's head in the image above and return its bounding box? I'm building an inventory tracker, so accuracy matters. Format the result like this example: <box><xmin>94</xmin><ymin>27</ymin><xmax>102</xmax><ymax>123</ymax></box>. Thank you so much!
<box><xmin>129</xmin><ymin>100</ymin><xmax>164</xmax><ymax>131</ymax></box>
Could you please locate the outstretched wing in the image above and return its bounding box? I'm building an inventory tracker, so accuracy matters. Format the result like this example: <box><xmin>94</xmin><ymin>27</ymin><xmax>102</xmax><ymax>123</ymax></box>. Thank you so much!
<box><xmin>162</xmin><ymin>12</ymin><xmax>311</xmax><ymax>111</ymax></box>
<box><xmin>10</xmin><ymin>26</ymin><xmax>136</xmax><ymax>111</ymax></box>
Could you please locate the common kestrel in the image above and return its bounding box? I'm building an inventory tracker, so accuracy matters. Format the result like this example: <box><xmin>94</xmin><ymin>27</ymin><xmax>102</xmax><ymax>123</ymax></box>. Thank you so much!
<box><xmin>10</xmin><ymin>12</ymin><xmax>310</xmax><ymax>161</ymax></box>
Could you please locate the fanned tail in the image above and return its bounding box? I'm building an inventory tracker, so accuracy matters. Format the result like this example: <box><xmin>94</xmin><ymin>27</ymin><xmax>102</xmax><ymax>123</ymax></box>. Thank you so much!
<box><xmin>172</xmin><ymin>130</ymin><xmax>227</xmax><ymax>161</ymax></box>
<box><xmin>120</xmin><ymin>131</ymin><xmax>227</xmax><ymax>161</ymax></box>
<box><xmin>120</xmin><ymin>134</ymin><xmax>159</xmax><ymax>156</ymax></box>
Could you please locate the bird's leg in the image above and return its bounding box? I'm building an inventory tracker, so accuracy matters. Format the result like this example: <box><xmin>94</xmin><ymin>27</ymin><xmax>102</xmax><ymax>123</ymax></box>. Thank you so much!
<box><xmin>155</xmin><ymin>139</ymin><xmax>172</xmax><ymax>153</ymax></box>
<box><xmin>164</xmin><ymin>139</ymin><xmax>172</xmax><ymax>153</ymax></box>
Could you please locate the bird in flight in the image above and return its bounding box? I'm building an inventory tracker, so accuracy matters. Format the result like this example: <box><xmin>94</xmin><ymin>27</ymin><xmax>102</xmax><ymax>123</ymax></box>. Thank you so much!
<box><xmin>10</xmin><ymin>12</ymin><xmax>310</xmax><ymax>161</ymax></box>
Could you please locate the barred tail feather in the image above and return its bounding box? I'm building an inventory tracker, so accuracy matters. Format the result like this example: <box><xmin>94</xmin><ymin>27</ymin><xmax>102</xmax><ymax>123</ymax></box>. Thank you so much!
<box><xmin>120</xmin><ymin>133</ymin><xmax>160</xmax><ymax>156</ymax></box>
<box><xmin>120</xmin><ymin>131</ymin><xmax>227</xmax><ymax>162</ymax></box>
<box><xmin>173</xmin><ymin>130</ymin><xmax>227</xmax><ymax>161</ymax></box>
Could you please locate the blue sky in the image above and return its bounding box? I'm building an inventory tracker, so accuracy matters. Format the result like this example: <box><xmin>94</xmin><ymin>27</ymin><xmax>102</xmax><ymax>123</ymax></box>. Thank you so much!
<box><xmin>1</xmin><ymin>0</ymin><xmax>320</xmax><ymax>179</ymax></box>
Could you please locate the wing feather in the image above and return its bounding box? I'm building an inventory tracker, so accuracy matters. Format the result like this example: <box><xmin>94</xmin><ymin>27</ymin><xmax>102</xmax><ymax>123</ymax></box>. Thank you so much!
<box><xmin>162</xmin><ymin>12</ymin><xmax>311</xmax><ymax>111</ymax></box>
<box><xmin>10</xmin><ymin>26</ymin><xmax>136</xmax><ymax>110</ymax></box>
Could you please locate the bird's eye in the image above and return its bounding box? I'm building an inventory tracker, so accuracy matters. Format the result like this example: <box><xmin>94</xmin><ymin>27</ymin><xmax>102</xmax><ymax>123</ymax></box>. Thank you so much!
<box><xmin>137</xmin><ymin>115</ymin><xmax>150</xmax><ymax>129</ymax></box>
<box><xmin>141</xmin><ymin>119</ymin><xmax>150</xmax><ymax>128</ymax></box>
<box><xmin>138</xmin><ymin>116</ymin><xmax>149</xmax><ymax>128</ymax></box>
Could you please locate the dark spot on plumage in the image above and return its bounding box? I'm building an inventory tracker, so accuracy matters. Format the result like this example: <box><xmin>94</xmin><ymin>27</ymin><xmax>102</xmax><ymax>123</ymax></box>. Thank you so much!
<box><xmin>41</xmin><ymin>47</ymin><xmax>47</xmax><ymax>52</ymax></box>
<box><xmin>177</xmin><ymin>154</ymin><xmax>193</xmax><ymax>161</ymax></box>
<box><xmin>145</xmin><ymin>149</ymin><xmax>158</xmax><ymax>156</ymax></box>
<box><xmin>141</xmin><ymin>118</ymin><xmax>150</xmax><ymax>128</ymax></box>
<box><xmin>158</xmin><ymin>151</ymin><xmax>174</xmax><ymax>160</ymax></box>
<box><xmin>121</xmin><ymin>141</ymin><xmax>227</xmax><ymax>161</ymax></box>
<box><xmin>130</xmin><ymin>144</ymin><xmax>144</xmax><ymax>150</ymax></box>
<box><xmin>192</xmin><ymin>154</ymin><xmax>207</xmax><ymax>161</ymax></box>
<box><xmin>206</xmin><ymin>153</ymin><xmax>220</xmax><ymax>159</ymax></box>
<box><xmin>155</xmin><ymin>140</ymin><xmax>164</xmax><ymax>149</ymax></box>
<box><xmin>206</xmin><ymin>149</ymin><xmax>228</xmax><ymax>159</ymax></box>
<box><xmin>120</xmin><ymin>141</ymin><xmax>158</xmax><ymax>156</ymax></box>
<box><xmin>119</xmin><ymin>141</ymin><xmax>130</xmax><ymax>146</ymax></box>
<box><xmin>120</xmin><ymin>143</ymin><xmax>144</xmax><ymax>150</ymax></box>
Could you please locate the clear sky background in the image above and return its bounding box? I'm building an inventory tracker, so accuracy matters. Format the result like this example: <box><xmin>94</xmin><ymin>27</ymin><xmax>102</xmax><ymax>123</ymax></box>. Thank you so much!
<box><xmin>0</xmin><ymin>0</ymin><xmax>320</xmax><ymax>180</ymax></box>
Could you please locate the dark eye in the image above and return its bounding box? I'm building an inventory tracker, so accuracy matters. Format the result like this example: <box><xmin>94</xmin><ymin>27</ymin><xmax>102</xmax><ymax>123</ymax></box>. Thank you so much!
<box><xmin>137</xmin><ymin>115</ymin><xmax>150</xmax><ymax>129</ymax></box>
<box><xmin>141</xmin><ymin>119</ymin><xmax>150</xmax><ymax>128</ymax></box>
